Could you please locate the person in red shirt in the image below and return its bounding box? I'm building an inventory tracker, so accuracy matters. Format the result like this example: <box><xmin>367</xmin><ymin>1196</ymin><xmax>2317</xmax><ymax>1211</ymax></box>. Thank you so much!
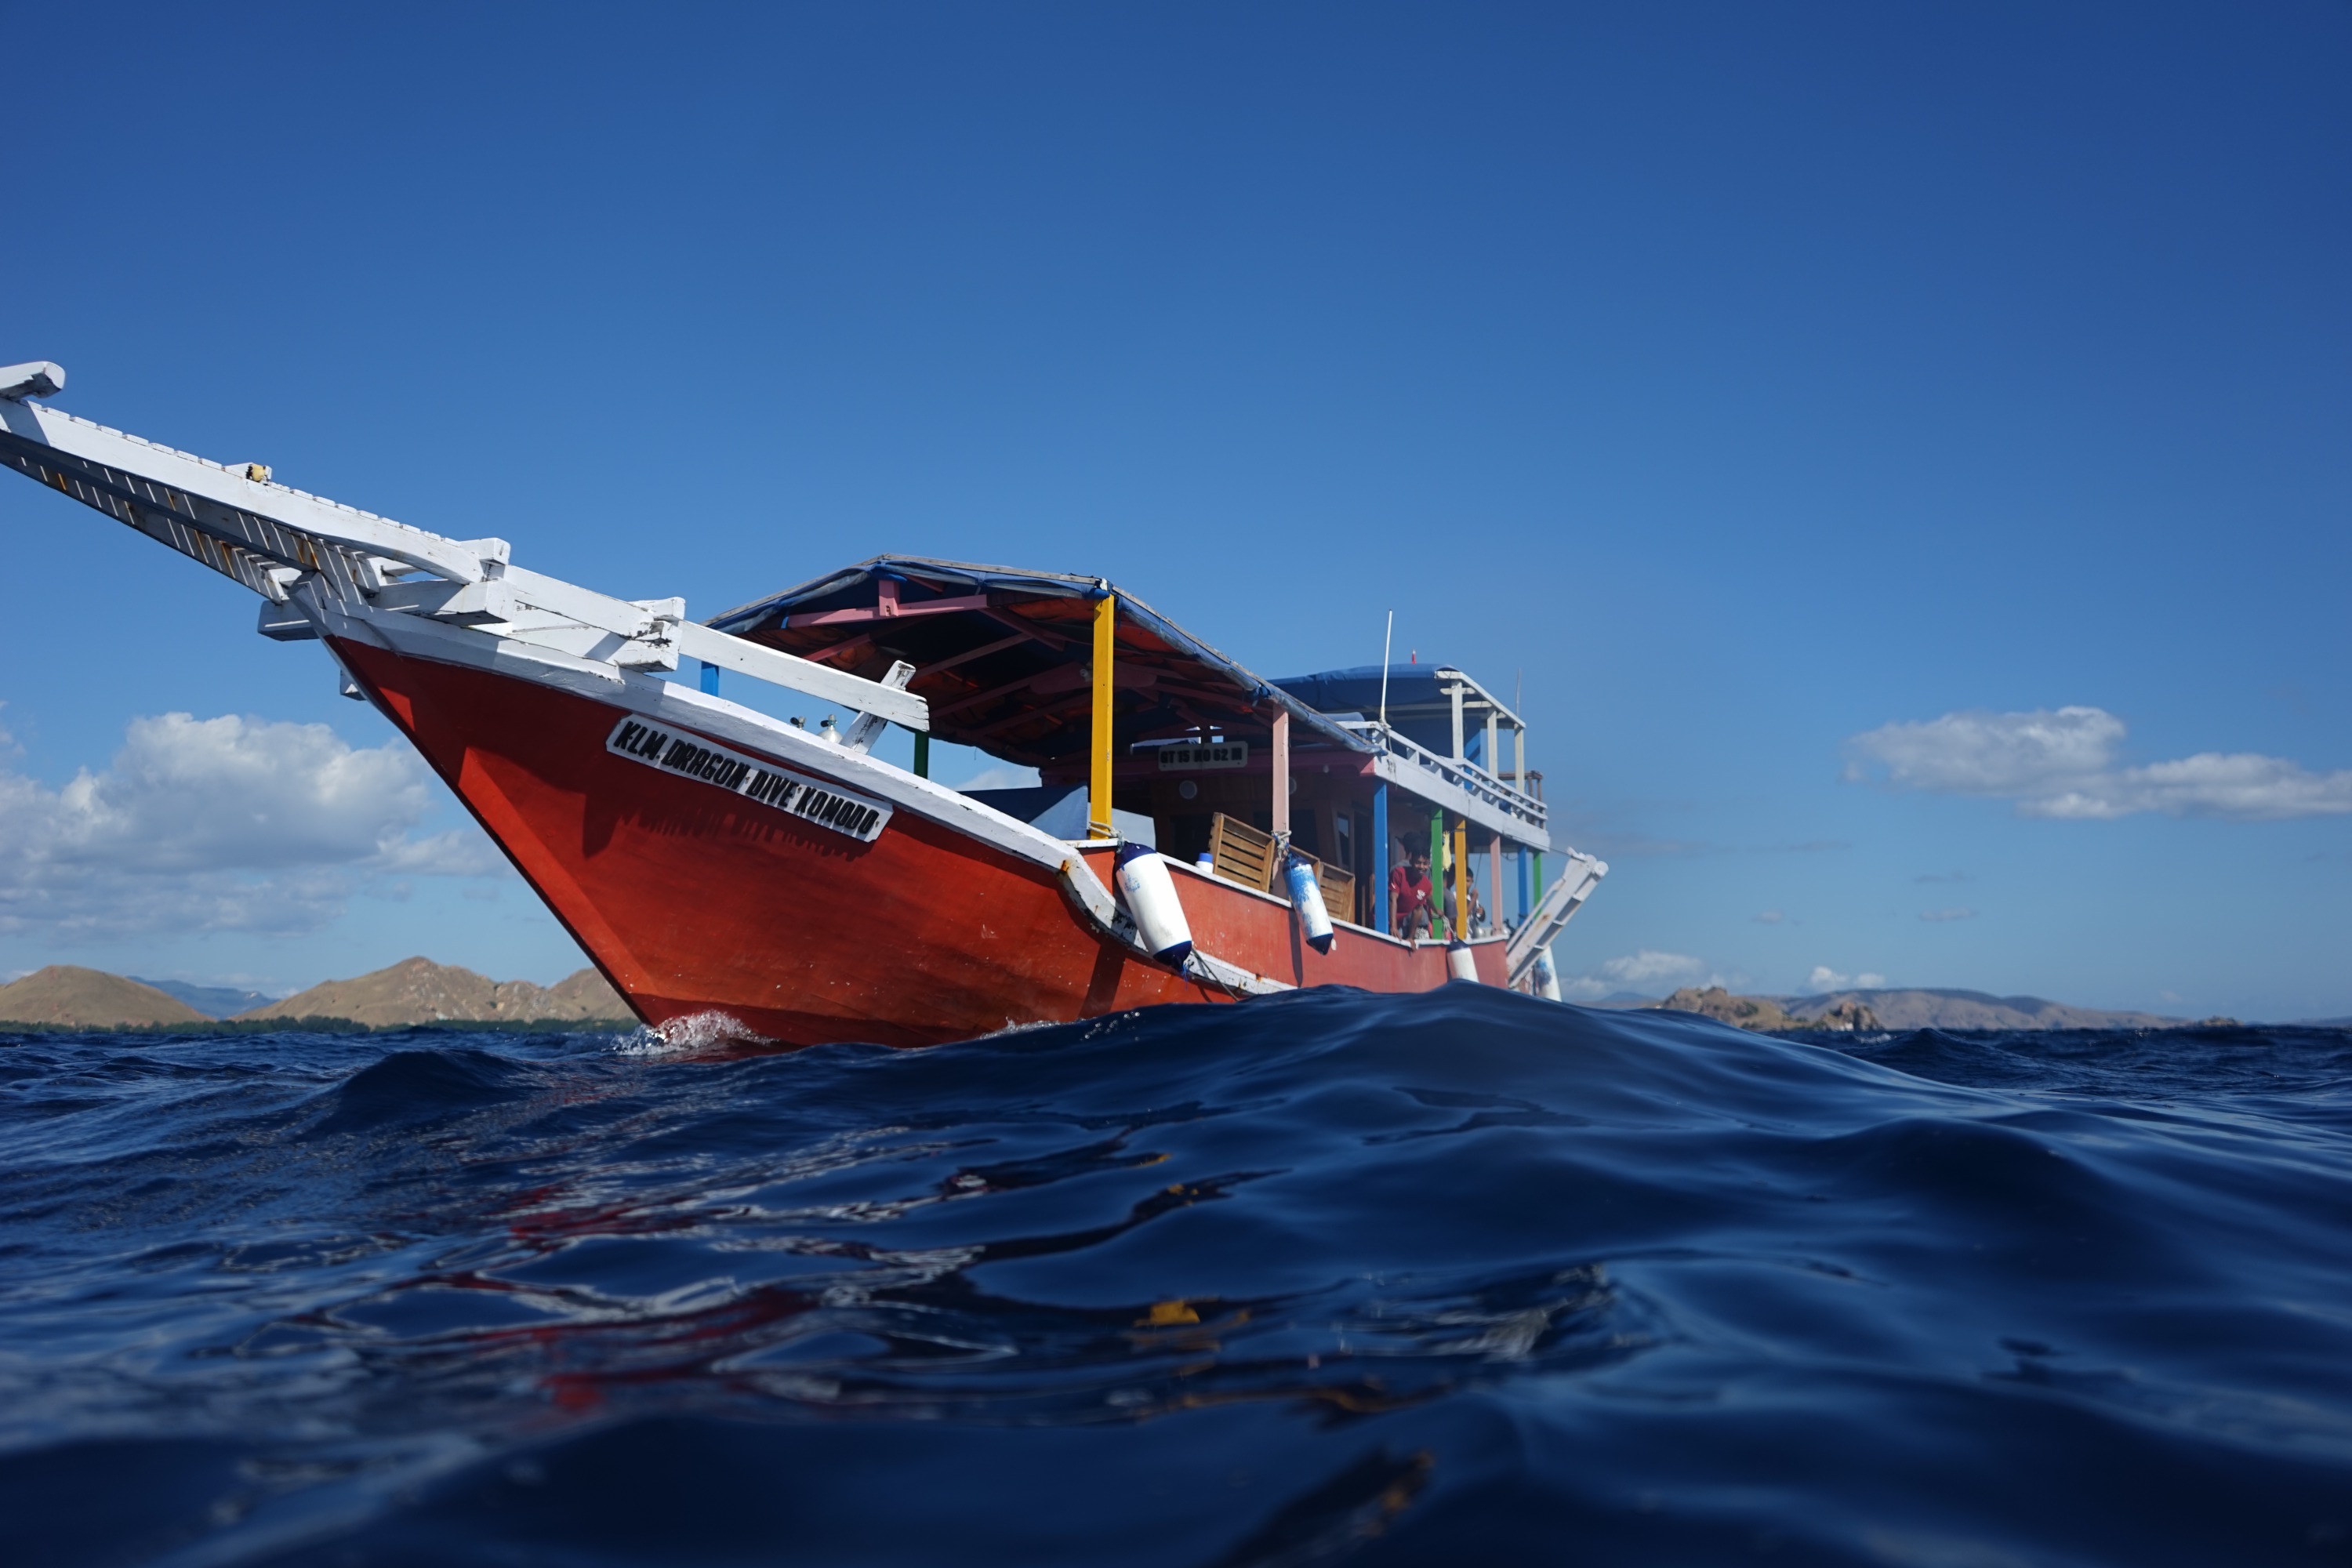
<box><xmin>1389</xmin><ymin>844</ymin><xmax>1436</xmax><ymax>938</ymax></box>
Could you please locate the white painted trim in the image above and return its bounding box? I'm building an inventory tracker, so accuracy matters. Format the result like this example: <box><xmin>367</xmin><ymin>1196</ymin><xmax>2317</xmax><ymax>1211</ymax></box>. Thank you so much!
<box><xmin>1339</xmin><ymin>719</ymin><xmax>1547</xmax><ymax>847</ymax></box>
<box><xmin>670</xmin><ymin>619</ymin><xmax>927</xmax><ymax>731</ymax></box>
<box><xmin>327</xmin><ymin>594</ymin><xmax>1065</xmax><ymax>866</ymax></box>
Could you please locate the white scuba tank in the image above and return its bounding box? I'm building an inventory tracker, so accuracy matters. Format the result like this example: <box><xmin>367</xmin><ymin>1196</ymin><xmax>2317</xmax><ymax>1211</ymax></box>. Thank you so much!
<box><xmin>1113</xmin><ymin>842</ymin><xmax>1194</xmax><ymax>967</ymax></box>
<box><xmin>1446</xmin><ymin>939</ymin><xmax>1479</xmax><ymax>983</ymax></box>
<box><xmin>1282</xmin><ymin>855</ymin><xmax>1335</xmax><ymax>954</ymax></box>
<box><xmin>1533</xmin><ymin>945</ymin><xmax>1563</xmax><ymax>1001</ymax></box>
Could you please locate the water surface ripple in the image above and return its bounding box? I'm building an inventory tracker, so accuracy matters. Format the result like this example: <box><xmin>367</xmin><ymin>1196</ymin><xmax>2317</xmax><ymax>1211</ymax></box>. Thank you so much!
<box><xmin>5</xmin><ymin>989</ymin><xmax>2351</xmax><ymax>1565</ymax></box>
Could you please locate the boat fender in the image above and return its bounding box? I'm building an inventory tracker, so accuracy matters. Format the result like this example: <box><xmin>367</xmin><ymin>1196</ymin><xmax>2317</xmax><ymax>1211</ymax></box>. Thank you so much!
<box><xmin>1114</xmin><ymin>842</ymin><xmax>1194</xmax><ymax>967</ymax></box>
<box><xmin>1446</xmin><ymin>939</ymin><xmax>1479</xmax><ymax>983</ymax></box>
<box><xmin>1282</xmin><ymin>855</ymin><xmax>1334</xmax><ymax>954</ymax></box>
<box><xmin>1533</xmin><ymin>946</ymin><xmax>1563</xmax><ymax>1002</ymax></box>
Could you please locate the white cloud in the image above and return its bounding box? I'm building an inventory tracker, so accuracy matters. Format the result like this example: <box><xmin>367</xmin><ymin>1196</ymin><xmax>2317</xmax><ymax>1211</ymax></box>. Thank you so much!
<box><xmin>1845</xmin><ymin>706</ymin><xmax>2122</xmax><ymax>794</ymax></box>
<box><xmin>0</xmin><ymin>712</ymin><xmax>503</xmax><ymax>939</ymax></box>
<box><xmin>2030</xmin><ymin>753</ymin><xmax>2352</xmax><ymax>822</ymax></box>
<box><xmin>1806</xmin><ymin>965</ymin><xmax>1887</xmax><ymax>992</ymax></box>
<box><xmin>376</xmin><ymin>829</ymin><xmax>506</xmax><ymax>877</ymax></box>
<box><xmin>1918</xmin><ymin>907</ymin><xmax>1976</xmax><ymax>923</ymax></box>
<box><xmin>1599</xmin><ymin>950</ymin><xmax>1714</xmax><ymax>987</ymax></box>
<box><xmin>1843</xmin><ymin>706</ymin><xmax>2352</xmax><ymax>822</ymax></box>
<box><xmin>1559</xmin><ymin>949</ymin><xmax>1722</xmax><ymax>999</ymax></box>
<box><xmin>1753</xmin><ymin>909</ymin><xmax>1788</xmax><ymax>925</ymax></box>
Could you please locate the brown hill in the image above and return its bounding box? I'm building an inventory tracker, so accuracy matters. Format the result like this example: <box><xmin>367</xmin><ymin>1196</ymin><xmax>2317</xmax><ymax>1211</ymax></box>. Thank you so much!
<box><xmin>1654</xmin><ymin>986</ymin><xmax>1881</xmax><ymax>1034</ymax></box>
<box><xmin>0</xmin><ymin>966</ymin><xmax>209</xmax><ymax>1028</ymax></box>
<box><xmin>238</xmin><ymin>957</ymin><xmax>635</xmax><ymax>1026</ymax></box>
<box><xmin>1655</xmin><ymin>986</ymin><xmax>1801</xmax><ymax>1033</ymax></box>
<box><xmin>1781</xmin><ymin>988</ymin><xmax>2180</xmax><ymax>1030</ymax></box>
<box><xmin>1654</xmin><ymin>985</ymin><xmax>2191</xmax><ymax>1033</ymax></box>
<box><xmin>543</xmin><ymin>968</ymin><xmax>636</xmax><ymax>1022</ymax></box>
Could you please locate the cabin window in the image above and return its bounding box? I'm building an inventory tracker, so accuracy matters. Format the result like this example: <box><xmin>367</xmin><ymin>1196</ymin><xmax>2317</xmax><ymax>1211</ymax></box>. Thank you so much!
<box><xmin>1334</xmin><ymin>812</ymin><xmax>1354</xmax><ymax>876</ymax></box>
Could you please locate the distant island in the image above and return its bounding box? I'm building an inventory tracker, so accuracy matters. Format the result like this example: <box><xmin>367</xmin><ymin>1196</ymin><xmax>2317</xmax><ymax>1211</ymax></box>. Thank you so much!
<box><xmin>0</xmin><ymin>966</ymin><xmax>2285</xmax><ymax>1036</ymax></box>
<box><xmin>1644</xmin><ymin>985</ymin><xmax>2240</xmax><ymax>1033</ymax></box>
<box><xmin>0</xmin><ymin>957</ymin><xmax>636</xmax><ymax>1033</ymax></box>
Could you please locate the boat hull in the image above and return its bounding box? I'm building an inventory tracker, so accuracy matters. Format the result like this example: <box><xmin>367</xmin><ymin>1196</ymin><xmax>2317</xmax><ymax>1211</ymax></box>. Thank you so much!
<box><xmin>334</xmin><ymin>637</ymin><xmax>1503</xmax><ymax>1047</ymax></box>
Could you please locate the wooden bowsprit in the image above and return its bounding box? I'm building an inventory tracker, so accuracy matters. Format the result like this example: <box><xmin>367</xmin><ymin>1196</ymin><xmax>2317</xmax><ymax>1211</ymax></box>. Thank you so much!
<box><xmin>0</xmin><ymin>362</ymin><xmax>927</xmax><ymax>733</ymax></box>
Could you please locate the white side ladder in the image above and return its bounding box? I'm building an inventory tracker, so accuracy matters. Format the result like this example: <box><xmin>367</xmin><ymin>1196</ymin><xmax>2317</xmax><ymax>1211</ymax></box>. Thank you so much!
<box><xmin>1504</xmin><ymin>851</ymin><xmax>1607</xmax><ymax>989</ymax></box>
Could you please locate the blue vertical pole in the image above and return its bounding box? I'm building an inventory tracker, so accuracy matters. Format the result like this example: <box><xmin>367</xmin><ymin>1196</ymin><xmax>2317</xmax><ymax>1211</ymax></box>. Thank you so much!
<box><xmin>1517</xmin><ymin>844</ymin><xmax>1531</xmax><ymax>926</ymax></box>
<box><xmin>1372</xmin><ymin>782</ymin><xmax>1390</xmax><ymax>935</ymax></box>
<box><xmin>699</xmin><ymin>659</ymin><xmax>721</xmax><ymax>695</ymax></box>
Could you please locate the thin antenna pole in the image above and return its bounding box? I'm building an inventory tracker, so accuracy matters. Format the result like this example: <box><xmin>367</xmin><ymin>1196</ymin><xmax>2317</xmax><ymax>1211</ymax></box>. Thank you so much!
<box><xmin>1379</xmin><ymin>610</ymin><xmax>1394</xmax><ymax>728</ymax></box>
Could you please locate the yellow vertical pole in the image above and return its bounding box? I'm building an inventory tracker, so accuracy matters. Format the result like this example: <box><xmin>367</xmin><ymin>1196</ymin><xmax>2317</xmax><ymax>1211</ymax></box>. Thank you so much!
<box><xmin>1089</xmin><ymin>590</ymin><xmax>1116</xmax><ymax>838</ymax></box>
<box><xmin>1453</xmin><ymin>817</ymin><xmax>1469</xmax><ymax>938</ymax></box>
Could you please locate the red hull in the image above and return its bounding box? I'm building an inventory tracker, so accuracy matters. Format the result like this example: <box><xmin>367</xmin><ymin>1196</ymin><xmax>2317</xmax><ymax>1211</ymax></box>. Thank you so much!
<box><xmin>336</xmin><ymin>639</ymin><xmax>1505</xmax><ymax>1048</ymax></box>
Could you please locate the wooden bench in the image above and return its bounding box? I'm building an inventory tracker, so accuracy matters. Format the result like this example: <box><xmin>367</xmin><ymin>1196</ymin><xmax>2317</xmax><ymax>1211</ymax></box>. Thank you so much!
<box><xmin>1205</xmin><ymin>813</ymin><xmax>1357</xmax><ymax>923</ymax></box>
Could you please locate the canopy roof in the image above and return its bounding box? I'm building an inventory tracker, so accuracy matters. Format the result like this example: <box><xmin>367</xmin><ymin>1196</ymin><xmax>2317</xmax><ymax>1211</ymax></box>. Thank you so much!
<box><xmin>709</xmin><ymin>557</ymin><xmax>1371</xmax><ymax>771</ymax></box>
<box><xmin>1272</xmin><ymin>664</ymin><xmax>1523</xmax><ymax>758</ymax></box>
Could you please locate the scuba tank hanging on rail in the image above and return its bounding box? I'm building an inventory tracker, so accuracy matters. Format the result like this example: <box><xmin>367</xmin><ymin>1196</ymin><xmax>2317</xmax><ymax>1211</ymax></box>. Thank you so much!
<box><xmin>1282</xmin><ymin>854</ymin><xmax>1335</xmax><ymax>955</ymax></box>
<box><xmin>1531</xmin><ymin>946</ymin><xmax>1563</xmax><ymax>1001</ymax></box>
<box><xmin>1113</xmin><ymin>842</ymin><xmax>1195</xmax><ymax>967</ymax></box>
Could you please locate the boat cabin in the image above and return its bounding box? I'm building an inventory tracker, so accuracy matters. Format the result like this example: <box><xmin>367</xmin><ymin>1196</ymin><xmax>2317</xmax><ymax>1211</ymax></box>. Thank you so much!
<box><xmin>708</xmin><ymin>557</ymin><xmax>1555</xmax><ymax>939</ymax></box>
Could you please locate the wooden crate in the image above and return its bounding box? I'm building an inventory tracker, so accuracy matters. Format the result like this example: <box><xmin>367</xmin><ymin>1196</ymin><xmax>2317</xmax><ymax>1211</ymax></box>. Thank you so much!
<box><xmin>1205</xmin><ymin>812</ymin><xmax>1356</xmax><ymax>921</ymax></box>
<box><xmin>1206</xmin><ymin>813</ymin><xmax>1277</xmax><ymax>891</ymax></box>
<box><xmin>1318</xmin><ymin>861</ymin><xmax>1357</xmax><ymax>924</ymax></box>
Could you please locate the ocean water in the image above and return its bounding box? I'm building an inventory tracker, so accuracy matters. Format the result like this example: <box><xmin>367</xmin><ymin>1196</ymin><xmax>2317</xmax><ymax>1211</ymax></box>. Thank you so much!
<box><xmin>5</xmin><ymin>991</ymin><xmax>2352</xmax><ymax>1567</ymax></box>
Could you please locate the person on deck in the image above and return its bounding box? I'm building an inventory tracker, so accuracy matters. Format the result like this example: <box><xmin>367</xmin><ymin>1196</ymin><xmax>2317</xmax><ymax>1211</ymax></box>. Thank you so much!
<box><xmin>1389</xmin><ymin>845</ymin><xmax>1436</xmax><ymax>938</ymax></box>
<box><xmin>1452</xmin><ymin>866</ymin><xmax>1489</xmax><ymax>938</ymax></box>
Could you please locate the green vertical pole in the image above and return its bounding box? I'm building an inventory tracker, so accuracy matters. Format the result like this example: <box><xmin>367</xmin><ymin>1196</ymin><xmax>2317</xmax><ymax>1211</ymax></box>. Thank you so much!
<box><xmin>1429</xmin><ymin>810</ymin><xmax>1447</xmax><ymax>939</ymax></box>
<box><xmin>913</xmin><ymin>731</ymin><xmax>930</xmax><ymax>779</ymax></box>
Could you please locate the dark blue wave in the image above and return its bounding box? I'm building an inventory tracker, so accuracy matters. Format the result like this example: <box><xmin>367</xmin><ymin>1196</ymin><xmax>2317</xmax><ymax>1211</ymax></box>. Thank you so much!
<box><xmin>5</xmin><ymin>993</ymin><xmax>2350</xmax><ymax>1566</ymax></box>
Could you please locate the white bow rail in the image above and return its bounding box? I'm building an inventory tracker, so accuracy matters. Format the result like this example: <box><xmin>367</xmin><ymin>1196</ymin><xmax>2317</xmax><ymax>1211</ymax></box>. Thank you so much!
<box><xmin>1504</xmin><ymin>850</ymin><xmax>1608</xmax><ymax>989</ymax></box>
<box><xmin>0</xmin><ymin>364</ymin><xmax>927</xmax><ymax>732</ymax></box>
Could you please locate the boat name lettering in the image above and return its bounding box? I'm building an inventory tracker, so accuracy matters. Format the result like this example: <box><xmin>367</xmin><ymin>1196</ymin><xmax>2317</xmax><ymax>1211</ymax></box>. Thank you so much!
<box><xmin>604</xmin><ymin>717</ymin><xmax>891</xmax><ymax>842</ymax></box>
<box><xmin>1156</xmin><ymin>741</ymin><xmax>1250</xmax><ymax>771</ymax></box>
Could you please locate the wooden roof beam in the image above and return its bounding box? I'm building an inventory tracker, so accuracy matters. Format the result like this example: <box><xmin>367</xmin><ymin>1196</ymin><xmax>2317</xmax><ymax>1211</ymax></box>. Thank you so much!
<box><xmin>783</xmin><ymin>580</ymin><xmax>993</xmax><ymax>628</ymax></box>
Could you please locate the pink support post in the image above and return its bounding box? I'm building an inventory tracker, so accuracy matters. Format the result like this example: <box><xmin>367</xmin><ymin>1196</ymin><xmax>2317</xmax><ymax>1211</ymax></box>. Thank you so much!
<box><xmin>1270</xmin><ymin>709</ymin><xmax>1290</xmax><ymax>838</ymax></box>
<box><xmin>1489</xmin><ymin>836</ymin><xmax>1503</xmax><ymax>937</ymax></box>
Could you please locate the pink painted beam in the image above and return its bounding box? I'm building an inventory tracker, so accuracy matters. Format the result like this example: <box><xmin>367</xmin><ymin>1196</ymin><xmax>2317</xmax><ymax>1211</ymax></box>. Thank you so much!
<box><xmin>784</xmin><ymin>589</ymin><xmax>993</xmax><ymax>628</ymax></box>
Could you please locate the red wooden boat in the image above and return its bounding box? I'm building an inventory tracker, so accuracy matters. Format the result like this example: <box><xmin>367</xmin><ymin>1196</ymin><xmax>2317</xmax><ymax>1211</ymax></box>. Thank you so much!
<box><xmin>0</xmin><ymin>361</ymin><xmax>1604</xmax><ymax>1046</ymax></box>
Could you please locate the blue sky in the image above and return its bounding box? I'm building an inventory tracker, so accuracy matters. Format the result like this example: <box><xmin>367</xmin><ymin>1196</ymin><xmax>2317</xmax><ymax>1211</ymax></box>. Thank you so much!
<box><xmin>3</xmin><ymin>2</ymin><xmax>2347</xmax><ymax>1018</ymax></box>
